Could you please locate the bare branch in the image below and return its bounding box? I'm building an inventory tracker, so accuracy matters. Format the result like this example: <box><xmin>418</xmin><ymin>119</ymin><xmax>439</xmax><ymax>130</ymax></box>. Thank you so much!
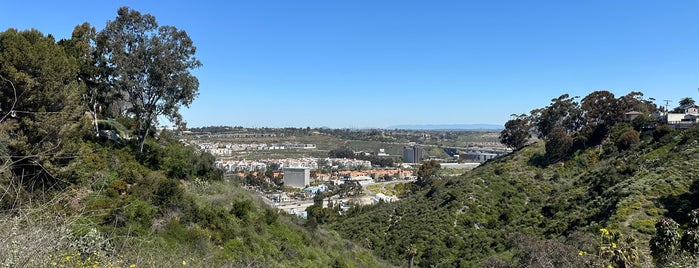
<box><xmin>0</xmin><ymin>74</ymin><xmax>18</xmax><ymax>123</ymax></box>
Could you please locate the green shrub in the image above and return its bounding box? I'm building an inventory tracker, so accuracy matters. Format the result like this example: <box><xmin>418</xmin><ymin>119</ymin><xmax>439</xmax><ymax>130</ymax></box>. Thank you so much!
<box><xmin>653</xmin><ymin>125</ymin><xmax>673</xmax><ymax>142</ymax></box>
<box><xmin>231</xmin><ymin>199</ymin><xmax>255</xmax><ymax>222</ymax></box>
<box><xmin>616</xmin><ymin>129</ymin><xmax>640</xmax><ymax>151</ymax></box>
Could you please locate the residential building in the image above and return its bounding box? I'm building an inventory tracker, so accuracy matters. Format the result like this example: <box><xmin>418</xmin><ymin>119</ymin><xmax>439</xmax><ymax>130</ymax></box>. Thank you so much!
<box><xmin>403</xmin><ymin>145</ymin><xmax>423</xmax><ymax>163</ymax></box>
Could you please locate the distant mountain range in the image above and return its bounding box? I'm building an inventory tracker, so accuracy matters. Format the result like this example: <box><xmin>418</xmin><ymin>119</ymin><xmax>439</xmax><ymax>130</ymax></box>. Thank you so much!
<box><xmin>386</xmin><ymin>124</ymin><xmax>503</xmax><ymax>130</ymax></box>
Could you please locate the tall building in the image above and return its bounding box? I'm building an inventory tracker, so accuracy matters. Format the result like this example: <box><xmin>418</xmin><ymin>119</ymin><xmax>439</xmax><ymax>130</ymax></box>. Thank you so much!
<box><xmin>283</xmin><ymin>167</ymin><xmax>310</xmax><ymax>188</ymax></box>
<box><xmin>403</xmin><ymin>145</ymin><xmax>424</xmax><ymax>163</ymax></box>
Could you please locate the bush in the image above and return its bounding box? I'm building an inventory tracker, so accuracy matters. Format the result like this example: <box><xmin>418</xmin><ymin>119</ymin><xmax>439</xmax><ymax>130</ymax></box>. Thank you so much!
<box><xmin>616</xmin><ymin>130</ymin><xmax>640</xmax><ymax>151</ymax></box>
<box><xmin>153</xmin><ymin>177</ymin><xmax>184</xmax><ymax>207</ymax></box>
<box><xmin>231</xmin><ymin>199</ymin><xmax>255</xmax><ymax>222</ymax></box>
<box><xmin>653</xmin><ymin>125</ymin><xmax>673</xmax><ymax>142</ymax></box>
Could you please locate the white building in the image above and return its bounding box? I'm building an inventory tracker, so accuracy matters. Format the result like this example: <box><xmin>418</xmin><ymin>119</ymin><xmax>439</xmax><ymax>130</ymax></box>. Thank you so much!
<box><xmin>373</xmin><ymin>193</ymin><xmax>396</xmax><ymax>204</ymax></box>
<box><xmin>353</xmin><ymin>176</ymin><xmax>375</xmax><ymax>186</ymax></box>
<box><xmin>283</xmin><ymin>167</ymin><xmax>310</xmax><ymax>189</ymax></box>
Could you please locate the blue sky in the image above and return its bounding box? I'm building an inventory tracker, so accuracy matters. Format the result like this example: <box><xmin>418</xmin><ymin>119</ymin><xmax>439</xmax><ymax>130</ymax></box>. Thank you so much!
<box><xmin>2</xmin><ymin>1</ymin><xmax>699</xmax><ymax>128</ymax></box>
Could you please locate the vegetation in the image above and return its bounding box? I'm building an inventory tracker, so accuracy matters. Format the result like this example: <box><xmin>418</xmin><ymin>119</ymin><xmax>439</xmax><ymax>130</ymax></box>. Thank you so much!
<box><xmin>0</xmin><ymin>7</ymin><xmax>389</xmax><ymax>267</ymax></box>
<box><xmin>5</xmin><ymin>5</ymin><xmax>699</xmax><ymax>268</ymax></box>
<box><xmin>499</xmin><ymin>114</ymin><xmax>530</xmax><ymax>150</ymax></box>
<box><xmin>327</xmin><ymin>91</ymin><xmax>699</xmax><ymax>267</ymax></box>
<box><xmin>96</xmin><ymin>7</ymin><xmax>201</xmax><ymax>152</ymax></box>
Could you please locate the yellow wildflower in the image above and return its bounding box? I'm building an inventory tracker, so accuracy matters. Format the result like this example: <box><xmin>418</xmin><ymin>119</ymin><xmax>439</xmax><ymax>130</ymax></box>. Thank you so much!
<box><xmin>612</xmin><ymin>242</ymin><xmax>617</xmax><ymax>249</ymax></box>
<box><xmin>600</xmin><ymin>228</ymin><xmax>610</xmax><ymax>236</ymax></box>
<box><xmin>182</xmin><ymin>260</ymin><xmax>187</xmax><ymax>265</ymax></box>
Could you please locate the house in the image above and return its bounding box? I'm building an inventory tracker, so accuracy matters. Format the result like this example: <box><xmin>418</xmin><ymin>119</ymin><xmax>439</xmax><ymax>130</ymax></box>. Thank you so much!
<box><xmin>656</xmin><ymin>104</ymin><xmax>699</xmax><ymax>128</ymax></box>
<box><xmin>623</xmin><ymin>111</ymin><xmax>643</xmax><ymax>122</ymax></box>
<box><xmin>676</xmin><ymin>104</ymin><xmax>699</xmax><ymax>114</ymax></box>
<box><xmin>303</xmin><ymin>184</ymin><xmax>329</xmax><ymax>194</ymax></box>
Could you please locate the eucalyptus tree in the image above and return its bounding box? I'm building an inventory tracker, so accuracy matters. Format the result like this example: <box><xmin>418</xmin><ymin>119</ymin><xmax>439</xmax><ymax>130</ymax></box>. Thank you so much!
<box><xmin>580</xmin><ymin>90</ymin><xmax>620</xmax><ymax>144</ymax></box>
<box><xmin>97</xmin><ymin>7</ymin><xmax>202</xmax><ymax>152</ymax></box>
<box><xmin>500</xmin><ymin>114</ymin><xmax>531</xmax><ymax>150</ymax></box>
<box><xmin>531</xmin><ymin>94</ymin><xmax>583</xmax><ymax>139</ymax></box>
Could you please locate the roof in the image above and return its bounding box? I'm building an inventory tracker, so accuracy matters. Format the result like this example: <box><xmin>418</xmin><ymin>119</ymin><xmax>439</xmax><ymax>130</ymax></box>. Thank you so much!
<box><xmin>678</xmin><ymin>104</ymin><xmax>699</xmax><ymax>110</ymax></box>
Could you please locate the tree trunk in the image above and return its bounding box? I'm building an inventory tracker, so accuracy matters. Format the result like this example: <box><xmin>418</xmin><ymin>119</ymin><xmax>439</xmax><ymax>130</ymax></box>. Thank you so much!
<box><xmin>139</xmin><ymin>127</ymin><xmax>149</xmax><ymax>153</ymax></box>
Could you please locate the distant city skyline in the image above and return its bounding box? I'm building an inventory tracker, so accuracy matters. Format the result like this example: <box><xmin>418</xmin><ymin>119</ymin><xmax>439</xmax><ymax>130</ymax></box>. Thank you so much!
<box><xmin>3</xmin><ymin>1</ymin><xmax>699</xmax><ymax>128</ymax></box>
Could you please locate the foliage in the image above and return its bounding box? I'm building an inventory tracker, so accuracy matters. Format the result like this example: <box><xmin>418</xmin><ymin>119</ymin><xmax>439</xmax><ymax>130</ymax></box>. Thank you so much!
<box><xmin>650</xmin><ymin>217</ymin><xmax>681</xmax><ymax>265</ymax></box>
<box><xmin>96</xmin><ymin>7</ymin><xmax>202</xmax><ymax>152</ymax></box>
<box><xmin>328</xmin><ymin>147</ymin><xmax>356</xmax><ymax>158</ymax></box>
<box><xmin>0</xmin><ymin>8</ymin><xmax>390</xmax><ymax>267</ymax></box>
<box><xmin>331</xmin><ymin>110</ymin><xmax>699</xmax><ymax>267</ymax></box>
<box><xmin>649</xmin><ymin>209</ymin><xmax>699</xmax><ymax>266</ymax></box>
<box><xmin>653</xmin><ymin>125</ymin><xmax>673</xmax><ymax>142</ymax></box>
<box><xmin>544</xmin><ymin>127</ymin><xmax>573</xmax><ymax>163</ymax></box>
<box><xmin>616</xmin><ymin>129</ymin><xmax>640</xmax><ymax>151</ymax></box>
<box><xmin>531</xmin><ymin>94</ymin><xmax>584</xmax><ymax>139</ymax></box>
<box><xmin>0</xmin><ymin>28</ymin><xmax>84</xmax><ymax>195</ymax></box>
<box><xmin>581</xmin><ymin>90</ymin><xmax>621</xmax><ymax>144</ymax></box>
<box><xmin>598</xmin><ymin>228</ymin><xmax>640</xmax><ymax>268</ymax></box>
<box><xmin>679</xmin><ymin>97</ymin><xmax>695</xmax><ymax>107</ymax></box>
<box><xmin>500</xmin><ymin>114</ymin><xmax>530</xmax><ymax>150</ymax></box>
<box><xmin>416</xmin><ymin>160</ymin><xmax>440</xmax><ymax>187</ymax></box>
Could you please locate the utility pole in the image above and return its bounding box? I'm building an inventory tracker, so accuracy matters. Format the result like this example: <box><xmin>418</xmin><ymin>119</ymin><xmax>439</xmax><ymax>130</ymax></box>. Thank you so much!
<box><xmin>664</xmin><ymin>100</ymin><xmax>672</xmax><ymax>112</ymax></box>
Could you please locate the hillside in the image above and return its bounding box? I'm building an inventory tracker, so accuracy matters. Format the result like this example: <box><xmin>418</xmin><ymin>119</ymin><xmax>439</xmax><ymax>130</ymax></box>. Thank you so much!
<box><xmin>330</xmin><ymin>126</ymin><xmax>699</xmax><ymax>267</ymax></box>
<box><xmin>0</xmin><ymin>130</ymin><xmax>392</xmax><ymax>267</ymax></box>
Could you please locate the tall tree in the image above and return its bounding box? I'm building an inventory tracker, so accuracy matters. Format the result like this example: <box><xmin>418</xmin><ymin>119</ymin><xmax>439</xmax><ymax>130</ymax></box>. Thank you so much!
<box><xmin>0</xmin><ymin>29</ymin><xmax>84</xmax><ymax>193</ymax></box>
<box><xmin>581</xmin><ymin>90</ymin><xmax>620</xmax><ymax>127</ymax></box>
<box><xmin>416</xmin><ymin>160</ymin><xmax>440</xmax><ymax>187</ymax></box>
<box><xmin>679</xmin><ymin>97</ymin><xmax>695</xmax><ymax>106</ymax></box>
<box><xmin>617</xmin><ymin>91</ymin><xmax>657</xmax><ymax>114</ymax></box>
<box><xmin>580</xmin><ymin>90</ymin><xmax>620</xmax><ymax>144</ymax></box>
<box><xmin>531</xmin><ymin>94</ymin><xmax>583</xmax><ymax>139</ymax></box>
<box><xmin>59</xmin><ymin>23</ymin><xmax>108</xmax><ymax>135</ymax></box>
<box><xmin>97</xmin><ymin>7</ymin><xmax>201</xmax><ymax>152</ymax></box>
<box><xmin>545</xmin><ymin>127</ymin><xmax>573</xmax><ymax>163</ymax></box>
<box><xmin>500</xmin><ymin>114</ymin><xmax>531</xmax><ymax>150</ymax></box>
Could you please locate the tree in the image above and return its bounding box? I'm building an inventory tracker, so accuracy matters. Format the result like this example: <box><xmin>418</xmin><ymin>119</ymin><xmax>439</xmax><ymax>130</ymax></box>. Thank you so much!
<box><xmin>59</xmin><ymin>22</ymin><xmax>122</xmax><ymax>137</ymax></box>
<box><xmin>328</xmin><ymin>148</ymin><xmax>355</xmax><ymax>159</ymax></box>
<box><xmin>545</xmin><ymin>127</ymin><xmax>573</xmax><ymax>163</ymax></box>
<box><xmin>97</xmin><ymin>7</ymin><xmax>201</xmax><ymax>152</ymax></box>
<box><xmin>416</xmin><ymin>160</ymin><xmax>440</xmax><ymax>187</ymax></box>
<box><xmin>581</xmin><ymin>90</ymin><xmax>621</xmax><ymax>144</ymax></box>
<box><xmin>618</xmin><ymin>91</ymin><xmax>656</xmax><ymax>114</ymax></box>
<box><xmin>679</xmin><ymin>97</ymin><xmax>695</xmax><ymax>106</ymax></box>
<box><xmin>500</xmin><ymin>114</ymin><xmax>530</xmax><ymax>150</ymax></box>
<box><xmin>531</xmin><ymin>94</ymin><xmax>583</xmax><ymax>139</ymax></box>
<box><xmin>0</xmin><ymin>29</ymin><xmax>84</xmax><ymax>193</ymax></box>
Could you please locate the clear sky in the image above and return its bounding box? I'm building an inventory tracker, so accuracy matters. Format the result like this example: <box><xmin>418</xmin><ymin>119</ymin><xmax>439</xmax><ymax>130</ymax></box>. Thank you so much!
<box><xmin>2</xmin><ymin>1</ymin><xmax>699</xmax><ymax>128</ymax></box>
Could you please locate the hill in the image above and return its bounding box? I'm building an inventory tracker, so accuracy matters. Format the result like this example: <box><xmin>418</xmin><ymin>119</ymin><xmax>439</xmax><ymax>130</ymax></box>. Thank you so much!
<box><xmin>386</xmin><ymin>124</ymin><xmax>503</xmax><ymax>130</ymax></box>
<box><xmin>0</xmin><ymin>133</ymin><xmax>390</xmax><ymax>267</ymax></box>
<box><xmin>329</xmin><ymin>124</ymin><xmax>699</xmax><ymax>267</ymax></box>
<box><xmin>0</xmin><ymin>23</ymin><xmax>389</xmax><ymax>267</ymax></box>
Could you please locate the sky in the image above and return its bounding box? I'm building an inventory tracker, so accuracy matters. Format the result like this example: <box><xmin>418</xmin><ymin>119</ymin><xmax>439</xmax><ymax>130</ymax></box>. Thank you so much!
<box><xmin>2</xmin><ymin>1</ymin><xmax>699</xmax><ymax>128</ymax></box>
